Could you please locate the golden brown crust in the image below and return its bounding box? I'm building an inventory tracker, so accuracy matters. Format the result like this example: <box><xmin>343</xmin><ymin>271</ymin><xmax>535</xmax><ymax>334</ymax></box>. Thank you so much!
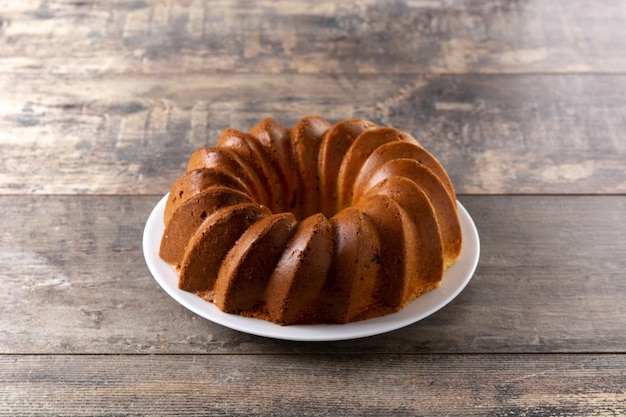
<box><xmin>214</xmin><ymin>212</ymin><xmax>297</xmax><ymax>313</ymax></box>
<box><xmin>354</xmin><ymin>140</ymin><xmax>456</xmax><ymax>205</ymax></box>
<box><xmin>160</xmin><ymin>186</ymin><xmax>253</xmax><ymax>265</ymax></box>
<box><xmin>362</xmin><ymin>176</ymin><xmax>444</xmax><ymax>304</ymax></box>
<box><xmin>248</xmin><ymin>118</ymin><xmax>298</xmax><ymax>212</ymax></box>
<box><xmin>178</xmin><ymin>203</ymin><xmax>270</xmax><ymax>294</ymax></box>
<box><xmin>217</xmin><ymin>128</ymin><xmax>285</xmax><ymax>212</ymax></box>
<box><xmin>324</xmin><ymin>207</ymin><xmax>380</xmax><ymax>323</ymax></box>
<box><xmin>164</xmin><ymin>168</ymin><xmax>249</xmax><ymax>225</ymax></box>
<box><xmin>336</xmin><ymin>127</ymin><xmax>408</xmax><ymax>209</ymax></box>
<box><xmin>289</xmin><ymin>116</ymin><xmax>332</xmax><ymax>220</ymax></box>
<box><xmin>318</xmin><ymin>119</ymin><xmax>377</xmax><ymax>218</ymax></box>
<box><xmin>264</xmin><ymin>213</ymin><xmax>333</xmax><ymax>325</ymax></box>
<box><xmin>187</xmin><ymin>147</ymin><xmax>268</xmax><ymax>204</ymax></box>
<box><xmin>160</xmin><ymin>116</ymin><xmax>461</xmax><ymax>325</ymax></box>
<box><xmin>366</xmin><ymin>158</ymin><xmax>462</xmax><ymax>266</ymax></box>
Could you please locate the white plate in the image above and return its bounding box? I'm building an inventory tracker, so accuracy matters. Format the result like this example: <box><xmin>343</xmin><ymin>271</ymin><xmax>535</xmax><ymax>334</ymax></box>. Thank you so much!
<box><xmin>143</xmin><ymin>194</ymin><xmax>480</xmax><ymax>341</ymax></box>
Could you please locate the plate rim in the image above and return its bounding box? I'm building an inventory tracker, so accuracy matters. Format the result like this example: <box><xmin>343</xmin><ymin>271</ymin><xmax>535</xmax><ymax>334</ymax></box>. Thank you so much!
<box><xmin>143</xmin><ymin>194</ymin><xmax>480</xmax><ymax>341</ymax></box>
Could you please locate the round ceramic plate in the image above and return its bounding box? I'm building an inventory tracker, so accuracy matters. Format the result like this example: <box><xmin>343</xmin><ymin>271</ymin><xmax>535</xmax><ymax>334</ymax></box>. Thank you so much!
<box><xmin>143</xmin><ymin>194</ymin><xmax>480</xmax><ymax>341</ymax></box>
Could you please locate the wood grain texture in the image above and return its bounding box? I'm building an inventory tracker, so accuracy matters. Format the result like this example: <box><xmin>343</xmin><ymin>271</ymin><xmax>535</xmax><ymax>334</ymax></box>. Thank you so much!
<box><xmin>1</xmin><ymin>354</ymin><xmax>624</xmax><ymax>416</ymax></box>
<box><xmin>1</xmin><ymin>73</ymin><xmax>625</xmax><ymax>195</ymax></box>
<box><xmin>1</xmin><ymin>195</ymin><xmax>624</xmax><ymax>354</ymax></box>
<box><xmin>1</xmin><ymin>0</ymin><xmax>625</xmax><ymax>75</ymax></box>
<box><xmin>2</xmin><ymin>1</ymin><xmax>625</xmax><ymax>414</ymax></box>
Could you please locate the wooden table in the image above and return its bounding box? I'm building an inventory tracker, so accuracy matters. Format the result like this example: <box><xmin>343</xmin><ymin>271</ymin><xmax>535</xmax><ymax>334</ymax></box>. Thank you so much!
<box><xmin>1</xmin><ymin>1</ymin><xmax>625</xmax><ymax>415</ymax></box>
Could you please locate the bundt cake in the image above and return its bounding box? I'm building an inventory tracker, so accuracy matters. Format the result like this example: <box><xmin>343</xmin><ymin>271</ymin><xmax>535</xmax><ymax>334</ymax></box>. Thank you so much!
<box><xmin>159</xmin><ymin>116</ymin><xmax>462</xmax><ymax>325</ymax></box>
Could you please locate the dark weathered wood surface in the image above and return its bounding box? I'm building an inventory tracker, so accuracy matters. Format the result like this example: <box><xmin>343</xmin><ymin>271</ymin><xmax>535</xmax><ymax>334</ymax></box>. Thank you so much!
<box><xmin>2</xmin><ymin>354</ymin><xmax>625</xmax><ymax>416</ymax></box>
<box><xmin>2</xmin><ymin>74</ymin><xmax>626</xmax><ymax>195</ymax></box>
<box><xmin>2</xmin><ymin>0</ymin><xmax>626</xmax><ymax>75</ymax></box>
<box><xmin>1</xmin><ymin>195</ymin><xmax>624</xmax><ymax>355</ymax></box>
<box><xmin>1</xmin><ymin>0</ymin><xmax>625</xmax><ymax>415</ymax></box>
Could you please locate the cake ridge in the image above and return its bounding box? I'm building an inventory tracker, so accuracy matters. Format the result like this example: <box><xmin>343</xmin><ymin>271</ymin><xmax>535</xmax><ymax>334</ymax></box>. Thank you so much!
<box><xmin>217</xmin><ymin>128</ymin><xmax>284</xmax><ymax>212</ymax></box>
<box><xmin>214</xmin><ymin>212</ymin><xmax>297</xmax><ymax>315</ymax></box>
<box><xmin>164</xmin><ymin>167</ymin><xmax>250</xmax><ymax>225</ymax></box>
<box><xmin>178</xmin><ymin>202</ymin><xmax>270</xmax><ymax>294</ymax></box>
<box><xmin>160</xmin><ymin>185</ymin><xmax>253</xmax><ymax>265</ymax></box>
<box><xmin>336</xmin><ymin>126</ymin><xmax>410</xmax><ymax>210</ymax></box>
<box><xmin>318</xmin><ymin>119</ymin><xmax>377</xmax><ymax>218</ymax></box>
<box><xmin>289</xmin><ymin>116</ymin><xmax>332</xmax><ymax>220</ymax></box>
<box><xmin>187</xmin><ymin>147</ymin><xmax>269</xmax><ymax>206</ymax></box>
<box><xmin>247</xmin><ymin>118</ymin><xmax>298</xmax><ymax>214</ymax></box>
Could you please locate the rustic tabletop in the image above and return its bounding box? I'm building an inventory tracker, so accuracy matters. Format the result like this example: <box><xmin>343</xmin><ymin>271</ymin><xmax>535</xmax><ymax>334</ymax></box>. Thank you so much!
<box><xmin>1</xmin><ymin>0</ymin><xmax>625</xmax><ymax>415</ymax></box>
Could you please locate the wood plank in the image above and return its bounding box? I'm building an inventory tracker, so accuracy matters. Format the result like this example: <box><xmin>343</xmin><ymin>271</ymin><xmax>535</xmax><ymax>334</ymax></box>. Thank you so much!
<box><xmin>1</xmin><ymin>74</ymin><xmax>625</xmax><ymax>195</ymax></box>
<box><xmin>1</xmin><ymin>195</ymin><xmax>624</xmax><ymax>354</ymax></box>
<box><xmin>1</xmin><ymin>354</ymin><xmax>624</xmax><ymax>416</ymax></box>
<box><xmin>1</xmin><ymin>0</ymin><xmax>626</xmax><ymax>75</ymax></box>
